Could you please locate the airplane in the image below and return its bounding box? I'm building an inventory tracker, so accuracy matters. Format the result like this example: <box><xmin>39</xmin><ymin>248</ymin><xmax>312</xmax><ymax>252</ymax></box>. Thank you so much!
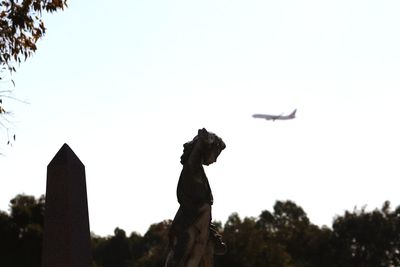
<box><xmin>252</xmin><ymin>109</ymin><xmax>297</xmax><ymax>121</ymax></box>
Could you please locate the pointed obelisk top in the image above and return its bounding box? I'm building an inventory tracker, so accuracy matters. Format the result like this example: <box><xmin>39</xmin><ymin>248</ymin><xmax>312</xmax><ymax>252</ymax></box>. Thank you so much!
<box><xmin>48</xmin><ymin>143</ymin><xmax>84</xmax><ymax>168</ymax></box>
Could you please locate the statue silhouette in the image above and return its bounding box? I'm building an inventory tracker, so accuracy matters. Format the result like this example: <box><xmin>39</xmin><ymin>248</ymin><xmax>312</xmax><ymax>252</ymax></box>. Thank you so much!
<box><xmin>165</xmin><ymin>128</ymin><xmax>227</xmax><ymax>267</ymax></box>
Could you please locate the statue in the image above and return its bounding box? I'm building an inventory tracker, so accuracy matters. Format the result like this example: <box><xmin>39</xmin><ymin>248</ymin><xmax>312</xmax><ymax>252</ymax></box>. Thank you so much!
<box><xmin>165</xmin><ymin>128</ymin><xmax>227</xmax><ymax>267</ymax></box>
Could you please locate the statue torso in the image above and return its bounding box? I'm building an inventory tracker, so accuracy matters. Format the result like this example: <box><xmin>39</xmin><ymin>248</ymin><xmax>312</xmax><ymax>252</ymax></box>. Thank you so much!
<box><xmin>177</xmin><ymin>163</ymin><xmax>214</xmax><ymax>209</ymax></box>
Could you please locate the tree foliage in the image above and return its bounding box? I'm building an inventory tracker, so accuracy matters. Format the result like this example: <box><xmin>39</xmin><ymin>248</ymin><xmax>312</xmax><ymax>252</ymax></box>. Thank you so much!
<box><xmin>1</xmin><ymin>194</ymin><xmax>399</xmax><ymax>267</ymax></box>
<box><xmin>331</xmin><ymin>201</ymin><xmax>400</xmax><ymax>267</ymax></box>
<box><xmin>0</xmin><ymin>194</ymin><xmax>45</xmax><ymax>267</ymax></box>
<box><xmin>0</xmin><ymin>0</ymin><xmax>67</xmax><ymax>146</ymax></box>
<box><xmin>0</xmin><ymin>0</ymin><xmax>67</xmax><ymax>73</ymax></box>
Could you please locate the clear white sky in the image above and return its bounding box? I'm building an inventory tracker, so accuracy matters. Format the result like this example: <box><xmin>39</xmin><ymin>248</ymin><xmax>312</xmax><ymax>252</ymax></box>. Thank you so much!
<box><xmin>2</xmin><ymin>0</ymin><xmax>400</xmax><ymax>236</ymax></box>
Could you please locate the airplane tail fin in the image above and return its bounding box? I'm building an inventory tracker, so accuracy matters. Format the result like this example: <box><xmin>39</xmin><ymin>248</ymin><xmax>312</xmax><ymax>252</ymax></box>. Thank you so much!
<box><xmin>289</xmin><ymin>109</ymin><xmax>297</xmax><ymax>118</ymax></box>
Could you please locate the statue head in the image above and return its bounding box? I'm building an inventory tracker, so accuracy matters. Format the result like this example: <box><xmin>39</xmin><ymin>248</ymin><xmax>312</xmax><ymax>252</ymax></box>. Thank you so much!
<box><xmin>180</xmin><ymin>128</ymin><xmax>226</xmax><ymax>165</ymax></box>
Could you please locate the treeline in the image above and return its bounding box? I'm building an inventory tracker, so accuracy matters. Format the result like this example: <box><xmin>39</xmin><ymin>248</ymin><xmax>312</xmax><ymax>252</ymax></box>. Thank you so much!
<box><xmin>0</xmin><ymin>194</ymin><xmax>399</xmax><ymax>267</ymax></box>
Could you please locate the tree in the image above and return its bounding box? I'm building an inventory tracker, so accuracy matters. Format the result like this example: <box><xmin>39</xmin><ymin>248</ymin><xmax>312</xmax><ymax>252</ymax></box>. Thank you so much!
<box><xmin>2</xmin><ymin>194</ymin><xmax>399</xmax><ymax>267</ymax></box>
<box><xmin>0</xmin><ymin>90</ymin><xmax>15</xmax><ymax>146</ymax></box>
<box><xmin>331</xmin><ymin>201</ymin><xmax>400</xmax><ymax>267</ymax></box>
<box><xmin>0</xmin><ymin>194</ymin><xmax>45</xmax><ymax>267</ymax></box>
<box><xmin>134</xmin><ymin>220</ymin><xmax>171</xmax><ymax>267</ymax></box>
<box><xmin>219</xmin><ymin>212</ymin><xmax>295</xmax><ymax>267</ymax></box>
<box><xmin>93</xmin><ymin>228</ymin><xmax>132</xmax><ymax>267</ymax></box>
<box><xmin>0</xmin><ymin>210</ymin><xmax>18</xmax><ymax>266</ymax></box>
<box><xmin>92</xmin><ymin>220</ymin><xmax>171</xmax><ymax>267</ymax></box>
<box><xmin>0</xmin><ymin>0</ymin><xmax>67</xmax><ymax>73</ymax></box>
<box><xmin>272</xmin><ymin>200</ymin><xmax>312</xmax><ymax>265</ymax></box>
<box><xmin>0</xmin><ymin>0</ymin><xmax>67</xmax><ymax>145</ymax></box>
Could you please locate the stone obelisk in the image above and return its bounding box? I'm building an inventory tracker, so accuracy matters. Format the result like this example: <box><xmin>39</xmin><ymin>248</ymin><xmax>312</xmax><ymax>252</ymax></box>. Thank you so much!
<box><xmin>42</xmin><ymin>144</ymin><xmax>92</xmax><ymax>267</ymax></box>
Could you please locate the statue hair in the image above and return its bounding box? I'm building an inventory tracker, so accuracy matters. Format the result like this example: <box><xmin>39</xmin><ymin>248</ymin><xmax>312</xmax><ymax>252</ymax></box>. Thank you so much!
<box><xmin>180</xmin><ymin>128</ymin><xmax>225</xmax><ymax>165</ymax></box>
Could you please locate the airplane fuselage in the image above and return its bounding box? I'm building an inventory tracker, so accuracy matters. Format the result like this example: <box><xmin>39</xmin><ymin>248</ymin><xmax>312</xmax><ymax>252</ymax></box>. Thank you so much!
<box><xmin>252</xmin><ymin>109</ymin><xmax>296</xmax><ymax>121</ymax></box>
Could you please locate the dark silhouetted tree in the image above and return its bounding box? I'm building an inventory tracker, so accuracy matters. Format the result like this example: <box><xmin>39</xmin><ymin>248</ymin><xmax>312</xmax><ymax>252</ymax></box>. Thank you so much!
<box><xmin>218</xmin><ymin>211</ymin><xmax>296</xmax><ymax>267</ymax></box>
<box><xmin>1</xmin><ymin>194</ymin><xmax>399</xmax><ymax>267</ymax></box>
<box><xmin>331</xmin><ymin>201</ymin><xmax>400</xmax><ymax>267</ymax></box>
<box><xmin>127</xmin><ymin>231</ymin><xmax>146</xmax><ymax>265</ymax></box>
<box><xmin>0</xmin><ymin>210</ymin><xmax>18</xmax><ymax>266</ymax></box>
<box><xmin>93</xmin><ymin>228</ymin><xmax>132</xmax><ymax>267</ymax></box>
<box><xmin>272</xmin><ymin>201</ymin><xmax>335</xmax><ymax>267</ymax></box>
<box><xmin>0</xmin><ymin>194</ymin><xmax>45</xmax><ymax>267</ymax></box>
<box><xmin>134</xmin><ymin>220</ymin><xmax>170</xmax><ymax>267</ymax></box>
